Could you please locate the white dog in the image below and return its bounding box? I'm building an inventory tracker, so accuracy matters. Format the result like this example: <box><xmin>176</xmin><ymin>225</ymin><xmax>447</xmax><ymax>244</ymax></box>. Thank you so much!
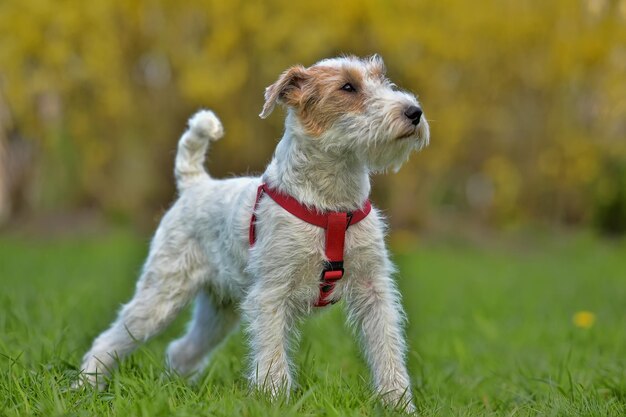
<box><xmin>78</xmin><ymin>55</ymin><xmax>429</xmax><ymax>412</ymax></box>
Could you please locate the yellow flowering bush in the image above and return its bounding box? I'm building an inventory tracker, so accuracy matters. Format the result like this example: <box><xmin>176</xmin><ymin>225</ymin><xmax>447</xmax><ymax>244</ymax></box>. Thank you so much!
<box><xmin>0</xmin><ymin>0</ymin><xmax>624</xmax><ymax>231</ymax></box>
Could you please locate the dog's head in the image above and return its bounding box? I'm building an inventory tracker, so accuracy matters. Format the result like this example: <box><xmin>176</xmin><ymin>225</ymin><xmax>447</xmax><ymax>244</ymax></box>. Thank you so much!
<box><xmin>260</xmin><ymin>55</ymin><xmax>429</xmax><ymax>171</ymax></box>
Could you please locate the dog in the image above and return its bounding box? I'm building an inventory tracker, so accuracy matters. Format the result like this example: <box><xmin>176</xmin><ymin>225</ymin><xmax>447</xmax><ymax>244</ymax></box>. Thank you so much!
<box><xmin>77</xmin><ymin>54</ymin><xmax>429</xmax><ymax>412</ymax></box>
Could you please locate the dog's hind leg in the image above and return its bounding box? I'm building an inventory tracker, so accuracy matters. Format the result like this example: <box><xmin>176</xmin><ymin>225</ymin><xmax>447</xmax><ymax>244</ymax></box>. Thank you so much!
<box><xmin>77</xmin><ymin>237</ymin><xmax>205</xmax><ymax>389</ymax></box>
<box><xmin>166</xmin><ymin>290</ymin><xmax>239</xmax><ymax>377</ymax></box>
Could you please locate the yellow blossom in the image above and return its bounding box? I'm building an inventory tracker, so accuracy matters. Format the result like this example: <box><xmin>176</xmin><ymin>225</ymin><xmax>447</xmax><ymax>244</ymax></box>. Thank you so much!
<box><xmin>572</xmin><ymin>311</ymin><xmax>596</xmax><ymax>329</ymax></box>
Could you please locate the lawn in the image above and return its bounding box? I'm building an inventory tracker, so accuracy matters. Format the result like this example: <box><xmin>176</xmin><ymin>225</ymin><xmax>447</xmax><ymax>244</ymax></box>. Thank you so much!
<box><xmin>0</xmin><ymin>231</ymin><xmax>625</xmax><ymax>416</ymax></box>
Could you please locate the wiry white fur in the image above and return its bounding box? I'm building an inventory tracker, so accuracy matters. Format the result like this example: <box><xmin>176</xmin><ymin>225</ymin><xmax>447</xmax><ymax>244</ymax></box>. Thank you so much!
<box><xmin>77</xmin><ymin>56</ymin><xmax>429</xmax><ymax>413</ymax></box>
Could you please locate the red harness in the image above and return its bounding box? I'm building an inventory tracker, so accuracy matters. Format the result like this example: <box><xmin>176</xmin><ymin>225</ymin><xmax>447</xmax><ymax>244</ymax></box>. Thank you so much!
<box><xmin>249</xmin><ymin>183</ymin><xmax>372</xmax><ymax>307</ymax></box>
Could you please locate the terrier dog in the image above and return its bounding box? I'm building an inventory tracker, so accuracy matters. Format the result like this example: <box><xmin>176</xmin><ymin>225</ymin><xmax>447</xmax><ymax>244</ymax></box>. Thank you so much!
<box><xmin>77</xmin><ymin>55</ymin><xmax>429</xmax><ymax>411</ymax></box>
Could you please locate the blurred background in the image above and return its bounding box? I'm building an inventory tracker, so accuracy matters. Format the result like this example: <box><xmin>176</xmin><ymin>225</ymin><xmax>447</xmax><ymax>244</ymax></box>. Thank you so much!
<box><xmin>2</xmin><ymin>3</ymin><xmax>626</xmax><ymax>414</ymax></box>
<box><xmin>0</xmin><ymin>0</ymin><xmax>625</xmax><ymax>238</ymax></box>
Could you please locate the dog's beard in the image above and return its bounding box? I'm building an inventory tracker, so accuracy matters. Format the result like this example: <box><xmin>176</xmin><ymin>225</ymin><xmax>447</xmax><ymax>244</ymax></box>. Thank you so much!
<box><xmin>365</xmin><ymin>114</ymin><xmax>430</xmax><ymax>172</ymax></box>
<box><xmin>319</xmin><ymin>115</ymin><xmax>429</xmax><ymax>172</ymax></box>
<box><xmin>362</xmin><ymin>138</ymin><xmax>416</xmax><ymax>172</ymax></box>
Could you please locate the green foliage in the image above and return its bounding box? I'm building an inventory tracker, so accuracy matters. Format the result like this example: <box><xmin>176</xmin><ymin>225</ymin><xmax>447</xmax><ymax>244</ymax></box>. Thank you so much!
<box><xmin>593</xmin><ymin>156</ymin><xmax>626</xmax><ymax>234</ymax></box>
<box><xmin>0</xmin><ymin>232</ymin><xmax>625</xmax><ymax>416</ymax></box>
<box><xmin>0</xmin><ymin>0</ymin><xmax>625</xmax><ymax>230</ymax></box>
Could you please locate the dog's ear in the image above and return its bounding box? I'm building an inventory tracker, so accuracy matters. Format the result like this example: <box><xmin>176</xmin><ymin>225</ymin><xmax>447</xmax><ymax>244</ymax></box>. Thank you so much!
<box><xmin>259</xmin><ymin>65</ymin><xmax>309</xmax><ymax>119</ymax></box>
<box><xmin>368</xmin><ymin>54</ymin><xmax>386</xmax><ymax>78</ymax></box>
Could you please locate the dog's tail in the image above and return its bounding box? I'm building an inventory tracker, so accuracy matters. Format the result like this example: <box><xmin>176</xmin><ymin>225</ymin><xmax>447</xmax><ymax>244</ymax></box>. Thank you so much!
<box><xmin>174</xmin><ymin>110</ymin><xmax>224</xmax><ymax>191</ymax></box>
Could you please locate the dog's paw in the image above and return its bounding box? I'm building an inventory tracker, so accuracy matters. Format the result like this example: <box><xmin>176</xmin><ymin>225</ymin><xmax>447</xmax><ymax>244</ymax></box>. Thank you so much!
<box><xmin>249</xmin><ymin>368</ymin><xmax>293</xmax><ymax>400</ymax></box>
<box><xmin>402</xmin><ymin>400</ymin><xmax>417</xmax><ymax>415</ymax></box>
<box><xmin>381</xmin><ymin>390</ymin><xmax>416</xmax><ymax>414</ymax></box>
<box><xmin>188</xmin><ymin>110</ymin><xmax>224</xmax><ymax>142</ymax></box>
<box><xmin>71</xmin><ymin>372</ymin><xmax>108</xmax><ymax>391</ymax></box>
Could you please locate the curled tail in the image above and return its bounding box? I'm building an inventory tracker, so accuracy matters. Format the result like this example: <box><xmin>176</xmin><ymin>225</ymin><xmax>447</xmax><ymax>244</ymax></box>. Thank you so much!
<box><xmin>175</xmin><ymin>110</ymin><xmax>224</xmax><ymax>191</ymax></box>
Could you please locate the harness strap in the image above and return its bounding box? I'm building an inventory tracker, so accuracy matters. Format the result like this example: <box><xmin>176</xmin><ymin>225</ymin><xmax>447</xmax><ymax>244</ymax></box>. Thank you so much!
<box><xmin>248</xmin><ymin>184</ymin><xmax>265</xmax><ymax>246</ymax></box>
<box><xmin>249</xmin><ymin>183</ymin><xmax>371</xmax><ymax>307</ymax></box>
<box><xmin>316</xmin><ymin>212</ymin><xmax>347</xmax><ymax>306</ymax></box>
<box><xmin>256</xmin><ymin>184</ymin><xmax>371</xmax><ymax>228</ymax></box>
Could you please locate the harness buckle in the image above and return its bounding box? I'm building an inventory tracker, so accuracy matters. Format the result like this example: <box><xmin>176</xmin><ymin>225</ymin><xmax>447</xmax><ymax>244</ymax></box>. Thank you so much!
<box><xmin>321</xmin><ymin>260</ymin><xmax>344</xmax><ymax>282</ymax></box>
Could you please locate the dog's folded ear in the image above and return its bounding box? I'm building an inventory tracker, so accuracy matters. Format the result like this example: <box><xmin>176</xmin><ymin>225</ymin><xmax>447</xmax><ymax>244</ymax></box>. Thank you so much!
<box><xmin>259</xmin><ymin>65</ymin><xmax>309</xmax><ymax>119</ymax></box>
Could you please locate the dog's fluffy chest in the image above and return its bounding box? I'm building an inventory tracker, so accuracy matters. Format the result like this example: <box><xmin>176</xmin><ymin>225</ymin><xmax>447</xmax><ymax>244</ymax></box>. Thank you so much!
<box><xmin>177</xmin><ymin>173</ymin><xmax>387</xmax><ymax>309</ymax></box>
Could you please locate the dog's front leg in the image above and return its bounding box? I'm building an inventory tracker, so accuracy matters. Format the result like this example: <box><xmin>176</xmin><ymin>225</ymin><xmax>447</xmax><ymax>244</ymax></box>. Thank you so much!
<box><xmin>243</xmin><ymin>280</ymin><xmax>297</xmax><ymax>398</ymax></box>
<box><xmin>345</xmin><ymin>271</ymin><xmax>415</xmax><ymax>412</ymax></box>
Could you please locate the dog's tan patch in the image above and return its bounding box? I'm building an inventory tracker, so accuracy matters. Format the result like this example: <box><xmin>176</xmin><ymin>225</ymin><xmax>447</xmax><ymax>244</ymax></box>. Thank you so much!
<box><xmin>295</xmin><ymin>65</ymin><xmax>367</xmax><ymax>137</ymax></box>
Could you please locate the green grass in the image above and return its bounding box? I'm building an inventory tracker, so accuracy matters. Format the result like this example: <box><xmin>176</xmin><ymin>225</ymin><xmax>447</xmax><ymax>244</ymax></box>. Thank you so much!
<box><xmin>1</xmin><ymin>231</ymin><xmax>625</xmax><ymax>416</ymax></box>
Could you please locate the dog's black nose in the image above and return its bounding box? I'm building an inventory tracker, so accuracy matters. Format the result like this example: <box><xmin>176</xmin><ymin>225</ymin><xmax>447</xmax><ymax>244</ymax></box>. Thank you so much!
<box><xmin>404</xmin><ymin>106</ymin><xmax>422</xmax><ymax>125</ymax></box>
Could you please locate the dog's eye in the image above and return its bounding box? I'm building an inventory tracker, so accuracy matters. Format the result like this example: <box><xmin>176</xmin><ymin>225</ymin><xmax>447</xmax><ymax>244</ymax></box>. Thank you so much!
<box><xmin>341</xmin><ymin>83</ymin><xmax>356</xmax><ymax>93</ymax></box>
